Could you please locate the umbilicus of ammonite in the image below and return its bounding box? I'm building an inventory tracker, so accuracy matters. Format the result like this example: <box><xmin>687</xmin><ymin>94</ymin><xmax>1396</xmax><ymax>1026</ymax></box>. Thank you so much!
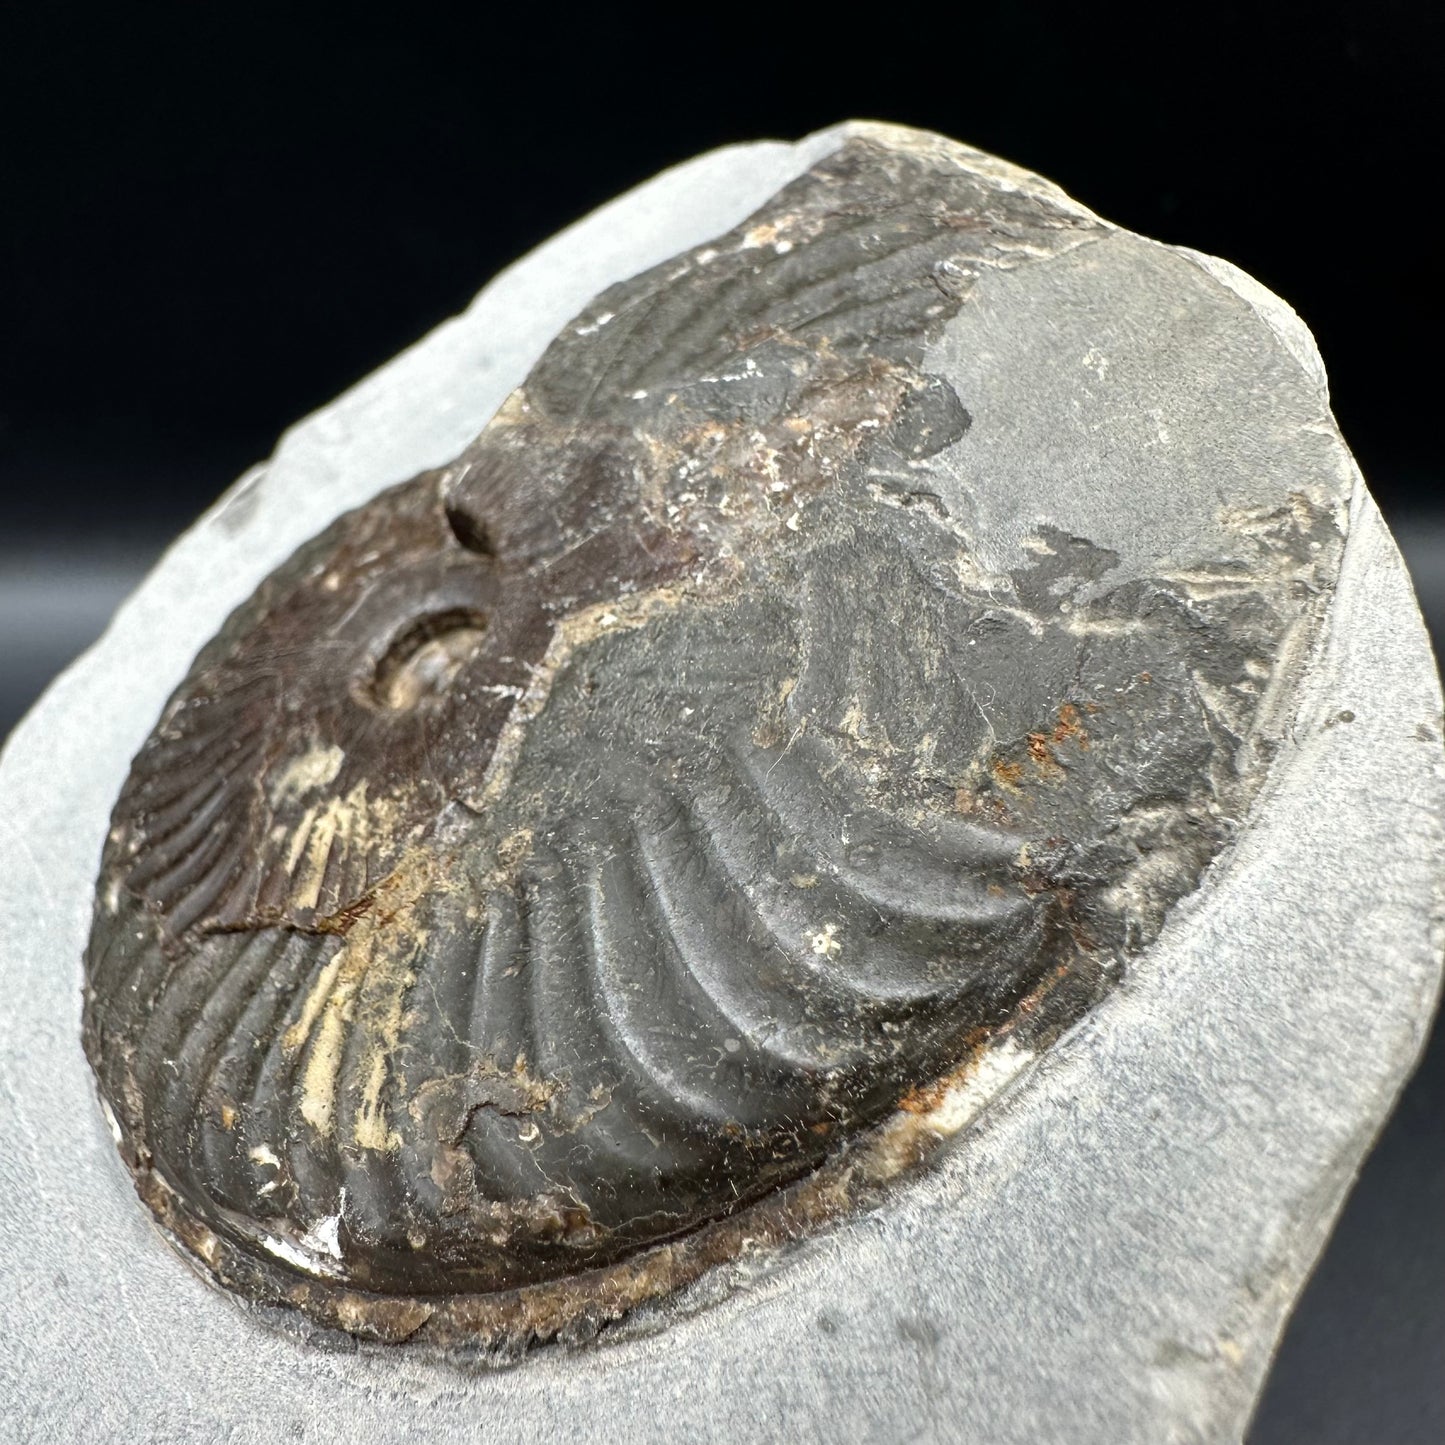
<box><xmin>83</xmin><ymin>128</ymin><xmax>1341</xmax><ymax>1351</ymax></box>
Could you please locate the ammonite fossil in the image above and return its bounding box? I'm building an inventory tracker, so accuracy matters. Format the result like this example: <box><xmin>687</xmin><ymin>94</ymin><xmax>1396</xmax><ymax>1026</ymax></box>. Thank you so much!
<box><xmin>83</xmin><ymin>127</ymin><xmax>1342</xmax><ymax>1352</ymax></box>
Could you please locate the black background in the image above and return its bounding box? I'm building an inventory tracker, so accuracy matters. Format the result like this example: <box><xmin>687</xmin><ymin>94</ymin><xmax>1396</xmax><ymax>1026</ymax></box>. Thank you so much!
<box><xmin>1</xmin><ymin>5</ymin><xmax>1440</xmax><ymax>1440</ymax></box>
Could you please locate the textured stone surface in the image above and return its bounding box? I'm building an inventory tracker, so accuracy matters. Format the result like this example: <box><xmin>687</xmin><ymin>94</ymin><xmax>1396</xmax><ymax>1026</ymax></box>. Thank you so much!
<box><xmin>1</xmin><ymin>123</ymin><xmax>1441</xmax><ymax>1442</ymax></box>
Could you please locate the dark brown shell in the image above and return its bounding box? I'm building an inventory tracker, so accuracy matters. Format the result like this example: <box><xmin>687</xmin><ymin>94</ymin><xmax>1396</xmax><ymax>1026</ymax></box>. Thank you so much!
<box><xmin>82</xmin><ymin>132</ymin><xmax>1338</xmax><ymax>1352</ymax></box>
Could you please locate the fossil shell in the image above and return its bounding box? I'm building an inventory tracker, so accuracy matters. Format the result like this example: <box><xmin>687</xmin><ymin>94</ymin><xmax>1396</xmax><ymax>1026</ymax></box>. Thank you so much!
<box><xmin>83</xmin><ymin>130</ymin><xmax>1342</xmax><ymax>1352</ymax></box>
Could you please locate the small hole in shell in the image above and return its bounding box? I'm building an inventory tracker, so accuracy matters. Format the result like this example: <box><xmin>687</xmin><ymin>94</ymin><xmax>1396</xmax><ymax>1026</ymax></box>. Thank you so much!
<box><xmin>446</xmin><ymin>505</ymin><xmax>496</xmax><ymax>556</ymax></box>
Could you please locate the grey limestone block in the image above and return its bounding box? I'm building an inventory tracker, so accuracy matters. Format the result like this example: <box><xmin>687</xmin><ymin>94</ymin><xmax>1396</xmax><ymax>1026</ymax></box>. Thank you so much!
<box><xmin>0</xmin><ymin>122</ymin><xmax>1440</xmax><ymax>1444</ymax></box>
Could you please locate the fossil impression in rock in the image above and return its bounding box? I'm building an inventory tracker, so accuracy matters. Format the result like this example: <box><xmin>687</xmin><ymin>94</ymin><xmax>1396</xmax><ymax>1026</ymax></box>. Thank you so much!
<box><xmin>83</xmin><ymin>128</ymin><xmax>1343</xmax><ymax>1350</ymax></box>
